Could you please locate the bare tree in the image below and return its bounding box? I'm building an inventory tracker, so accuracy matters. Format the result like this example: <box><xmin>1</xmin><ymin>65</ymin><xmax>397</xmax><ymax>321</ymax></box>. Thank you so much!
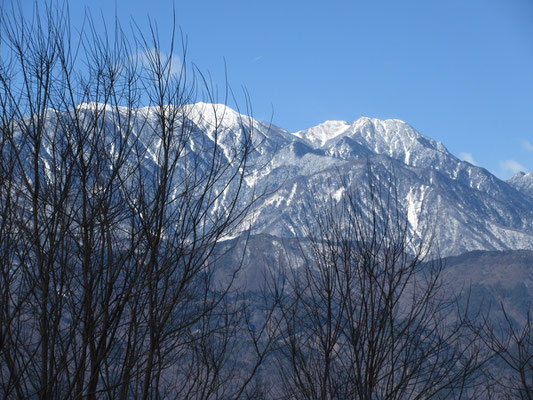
<box><xmin>0</xmin><ymin>1</ymin><xmax>274</xmax><ymax>398</ymax></box>
<box><xmin>475</xmin><ymin>304</ymin><xmax>533</xmax><ymax>399</ymax></box>
<box><xmin>272</xmin><ymin>169</ymin><xmax>483</xmax><ymax>399</ymax></box>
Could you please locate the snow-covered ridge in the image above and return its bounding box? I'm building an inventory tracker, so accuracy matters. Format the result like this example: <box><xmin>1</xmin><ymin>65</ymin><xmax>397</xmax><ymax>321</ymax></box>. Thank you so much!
<box><xmin>290</xmin><ymin>115</ymin><xmax>459</xmax><ymax>175</ymax></box>
<box><xmin>293</xmin><ymin>120</ymin><xmax>351</xmax><ymax>147</ymax></box>
<box><xmin>293</xmin><ymin>117</ymin><xmax>426</xmax><ymax>149</ymax></box>
<box><xmin>508</xmin><ymin>171</ymin><xmax>533</xmax><ymax>199</ymax></box>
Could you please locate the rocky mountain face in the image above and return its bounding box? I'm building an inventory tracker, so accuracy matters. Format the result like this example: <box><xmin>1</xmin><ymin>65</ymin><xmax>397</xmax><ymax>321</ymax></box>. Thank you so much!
<box><xmin>195</xmin><ymin>105</ymin><xmax>533</xmax><ymax>257</ymax></box>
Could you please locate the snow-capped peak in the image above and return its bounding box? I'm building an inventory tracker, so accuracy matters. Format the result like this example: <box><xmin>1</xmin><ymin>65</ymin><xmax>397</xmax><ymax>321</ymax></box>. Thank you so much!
<box><xmin>508</xmin><ymin>171</ymin><xmax>533</xmax><ymax>199</ymax></box>
<box><xmin>509</xmin><ymin>171</ymin><xmax>527</xmax><ymax>180</ymax></box>
<box><xmin>292</xmin><ymin>120</ymin><xmax>350</xmax><ymax>147</ymax></box>
<box><xmin>183</xmin><ymin>102</ymin><xmax>249</xmax><ymax>129</ymax></box>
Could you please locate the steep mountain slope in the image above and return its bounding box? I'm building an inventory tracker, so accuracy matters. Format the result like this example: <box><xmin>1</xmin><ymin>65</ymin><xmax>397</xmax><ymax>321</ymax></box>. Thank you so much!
<box><xmin>241</xmin><ymin>113</ymin><xmax>533</xmax><ymax>256</ymax></box>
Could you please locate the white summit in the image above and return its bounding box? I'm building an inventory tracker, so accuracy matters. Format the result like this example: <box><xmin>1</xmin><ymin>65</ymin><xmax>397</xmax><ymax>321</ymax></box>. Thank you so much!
<box><xmin>293</xmin><ymin>120</ymin><xmax>350</xmax><ymax>147</ymax></box>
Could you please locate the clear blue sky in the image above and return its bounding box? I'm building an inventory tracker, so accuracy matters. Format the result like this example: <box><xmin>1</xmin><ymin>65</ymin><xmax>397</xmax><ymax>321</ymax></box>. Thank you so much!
<box><xmin>20</xmin><ymin>0</ymin><xmax>533</xmax><ymax>179</ymax></box>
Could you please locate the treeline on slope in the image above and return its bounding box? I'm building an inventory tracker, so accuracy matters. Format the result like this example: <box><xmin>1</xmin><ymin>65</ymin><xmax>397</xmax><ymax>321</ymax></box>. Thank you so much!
<box><xmin>0</xmin><ymin>2</ymin><xmax>532</xmax><ymax>399</ymax></box>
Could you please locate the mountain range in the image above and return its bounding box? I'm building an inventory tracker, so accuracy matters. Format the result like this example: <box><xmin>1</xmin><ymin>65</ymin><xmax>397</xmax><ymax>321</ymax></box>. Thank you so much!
<box><xmin>186</xmin><ymin>103</ymin><xmax>533</xmax><ymax>257</ymax></box>
<box><xmin>26</xmin><ymin>102</ymin><xmax>533</xmax><ymax>258</ymax></box>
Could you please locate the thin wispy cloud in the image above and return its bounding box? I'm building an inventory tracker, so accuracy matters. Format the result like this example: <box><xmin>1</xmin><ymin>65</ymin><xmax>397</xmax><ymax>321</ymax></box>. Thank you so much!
<box><xmin>500</xmin><ymin>159</ymin><xmax>526</xmax><ymax>175</ymax></box>
<box><xmin>252</xmin><ymin>55</ymin><xmax>263</xmax><ymax>62</ymax></box>
<box><xmin>458</xmin><ymin>152</ymin><xmax>476</xmax><ymax>165</ymax></box>
<box><xmin>523</xmin><ymin>139</ymin><xmax>533</xmax><ymax>152</ymax></box>
<box><xmin>133</xmin><ymin>48</ymin><xmax>182</xmax><ymax>77</ymax></box>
